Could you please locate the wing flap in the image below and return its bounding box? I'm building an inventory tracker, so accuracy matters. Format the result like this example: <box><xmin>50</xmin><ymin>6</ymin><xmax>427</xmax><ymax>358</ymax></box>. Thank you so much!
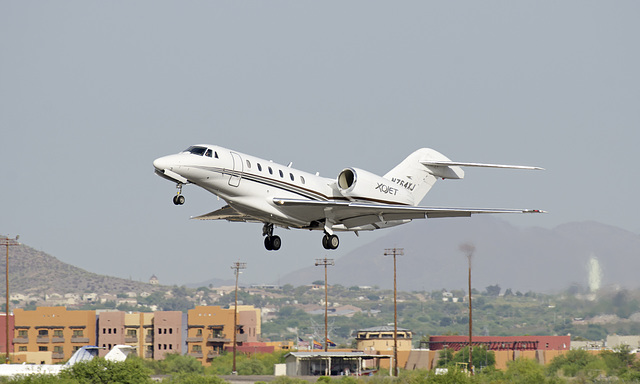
<box><xmin>273</xmin><ymin>198</ymin><xmax>544</xmax><ymax>229</ymax></box>
<box><xmin>191</xmin><ymin>205</ymin><xmax>261</xmax><ymax>223</ymax></box>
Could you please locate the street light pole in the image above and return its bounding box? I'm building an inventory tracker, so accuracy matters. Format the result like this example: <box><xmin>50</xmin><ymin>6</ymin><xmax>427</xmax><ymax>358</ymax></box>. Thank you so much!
<box><xmin>384</xmin><ymin>248</ymin><xmax>403</xmax><ymax>377</ymax></box>
<box><xmin>1</xmin><ymin>235</ymin><xmax>19</xmax><ymax>363</ymax></box>
<box><xmin>231</xmin><ymin>261</ymin><xmax>246</xmax><ymax>375</ymax></box>
<box><xmin>315</xmin><ymin>258</ymin><xmax>334</xmax><ymax>352</ymax></box>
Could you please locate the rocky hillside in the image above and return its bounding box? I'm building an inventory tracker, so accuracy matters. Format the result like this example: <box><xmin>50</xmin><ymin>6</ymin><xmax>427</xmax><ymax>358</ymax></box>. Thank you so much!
<box><xmin>0</xmin><ymin>237</ymin><xmax>164</xmax><ymax>296</ymax></box>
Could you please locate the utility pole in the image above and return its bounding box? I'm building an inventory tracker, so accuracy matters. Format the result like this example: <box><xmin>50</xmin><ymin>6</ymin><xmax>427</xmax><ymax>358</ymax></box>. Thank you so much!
<box><xmin>1</xmin><ymin>235</ymin><xmax>19</xmax><ymax>363</ymax></box>
<box><xmin>231</xmin><ymin>261</ymin><xmax>246</xmax><ymax>375</ymax></box>
<box><xmin>460</xmin><ymin>243</ymin><xmax>475</xmax><ymax>376</ymax></box>
<box><xmin>315</xmin><ymin>258</ymin><xmax>334</xmax><ymax>352</ymax></box>
<box><xmin>384</xmin><ymin>248</ymin><xmax>403</xmax><ymax>377</ymax></box>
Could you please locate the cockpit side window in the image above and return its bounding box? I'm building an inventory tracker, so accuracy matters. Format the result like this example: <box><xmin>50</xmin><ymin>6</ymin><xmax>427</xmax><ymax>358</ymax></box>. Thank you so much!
<box><xmin>205</xmin><ymin>149</ymin><xmax>212</xmax><ymax>157</ymax></box>
<box><xmin>184</xmin><ymin>146</ymin><xmax>207</xmax><ymax>156</ymax></box>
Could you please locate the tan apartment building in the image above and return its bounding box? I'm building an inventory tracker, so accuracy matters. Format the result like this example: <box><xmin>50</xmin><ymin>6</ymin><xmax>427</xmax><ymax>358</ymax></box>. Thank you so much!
<box><xmin>187</xmin><ymin>305</ymin><xmax>259</xmax><ymax>366</ymax></box>
<box><xmin>154</xmin><ymin>311</ymin><xmax>183</xmax><ymax>360</ymax></box>
<box><xmin>13</xmin><ymin>307</ymin><xmax>96</xmax><ymax>363</ymax></box>
<box><xmin>97</xmin><ymin>310</ymin><xmax>181</xmax><ymax>360</ymax></box>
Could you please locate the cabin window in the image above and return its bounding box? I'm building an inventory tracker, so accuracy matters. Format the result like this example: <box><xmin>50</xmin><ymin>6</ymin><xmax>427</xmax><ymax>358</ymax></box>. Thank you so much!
<box><xmin>257</xmin><ymin>163</ymin><xmax>262</xmax><ymax>172</ymax></box>
<box><xmin>205</xmin><ymin>149</ymin><xmax>212</xmax><ymax>157</ymax></box>
<box><xmin>268</xmin><ymin>167</ymin><xmax>273</xmax><ymax>175</ymax></box>
<box><xmin>279</xmin><ymin>170</ymin><xmax>284</xmax><ymax>178</ymax></box>
<box><xmin>300</xmin><ymin>176</ymin><xmax>305</xmax><ymax>184</ymax></box>
<box><xmin>290</xmin><ymin>173</ymin><xmax>295</xmax><ymax>181</ymax></box>
<box><xmin>246</xmin><ymin>160</ymin><xmax>251</xmax><ymax>169</ymax></box>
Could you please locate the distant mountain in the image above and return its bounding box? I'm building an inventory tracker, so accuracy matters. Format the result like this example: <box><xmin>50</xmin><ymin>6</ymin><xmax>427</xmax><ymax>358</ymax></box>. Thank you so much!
<box><xmin>279</xmin><ymin>217</ymin><xmax>640</xmax><ymax>293</ymax></box>
<box><xmin>0</xmin><ymin>238</ymin><xmax>163</xmax><ymax>296</ymax></box>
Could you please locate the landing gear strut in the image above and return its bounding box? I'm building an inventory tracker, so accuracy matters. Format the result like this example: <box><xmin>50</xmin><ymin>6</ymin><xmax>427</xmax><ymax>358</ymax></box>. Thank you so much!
<box><xmin>322</xmin><ymin>233</ymin><xmax>339</xmax><ymax>250</ymax></box>
<box><xmin>172</xmin><ymin>184</ymin><xmax>185</xmax><ymax>205</ymax></box>
<box><xmin>262</xmin><ymin>223</ymin><xmax>281</xmax><ymax>251</ymax></box>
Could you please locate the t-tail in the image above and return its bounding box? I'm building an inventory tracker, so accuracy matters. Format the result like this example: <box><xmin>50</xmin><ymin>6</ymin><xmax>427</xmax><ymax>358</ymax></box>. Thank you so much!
<box><xmin>383</xmin><ymin>148</ymin><xmax>543</xmax><ymax>206</ymax></box>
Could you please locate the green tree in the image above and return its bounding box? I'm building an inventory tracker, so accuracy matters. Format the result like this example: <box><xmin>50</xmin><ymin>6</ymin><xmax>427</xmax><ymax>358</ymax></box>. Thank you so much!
<box><xmin>59</xmin><ymin>357</ymin><xmax>153</xmax><ymax>384</ymax></box>
<box><xmin>502</xmin><ymin>358</ymin><xmax>550</xmax><ymax>384</ymax></box>
<box><xmin>450</xmin><ymin>346</ymin><xmax>495</xmax><ymax>371</ymax></box>
<box><xmin>546</xmin><ymin>348</ymin><xmax>601</xmax><ymax>377</ymax></box>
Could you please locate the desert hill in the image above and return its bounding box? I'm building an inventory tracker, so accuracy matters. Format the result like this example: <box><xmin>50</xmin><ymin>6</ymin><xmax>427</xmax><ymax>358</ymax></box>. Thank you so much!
<box><xmin>279</xmin><ymin>216</ymin><xmax>640</xmax><ymax>293</ymax></box>
<box><xmin>0</xmin><ymin>237</ymin><xmax>163</xmax><ymax>296</ymax></box>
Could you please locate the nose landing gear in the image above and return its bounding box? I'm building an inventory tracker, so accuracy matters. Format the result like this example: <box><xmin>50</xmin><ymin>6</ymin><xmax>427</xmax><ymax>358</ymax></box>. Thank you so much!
<box><xmin>173</xmin><ymin>184</ymin><xmax>185</xmax><ymax>205</ymax></box>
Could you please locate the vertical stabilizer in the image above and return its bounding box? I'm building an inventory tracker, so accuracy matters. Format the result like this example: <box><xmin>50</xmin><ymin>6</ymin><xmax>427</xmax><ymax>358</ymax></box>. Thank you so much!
<box><xmin>383</xmin><ymin>148</ymin><xmax>463</xmax><ymax>206</ymax></box>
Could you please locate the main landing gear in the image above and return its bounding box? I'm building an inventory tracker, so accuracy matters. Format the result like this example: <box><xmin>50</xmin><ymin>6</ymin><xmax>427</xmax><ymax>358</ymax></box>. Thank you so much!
<box><xmin>172</xmin><ymin>184</ymin><xmax>185</xmax><ymax>205</ymax></box>
<box><xmin>262</xmin><ymin>223</ymin><xmax>281</xmax><ymax>251</ymax></box>
<box><xmin>322</xmin><ymin>233</ymin><xmax>339</xmax><ymax>250</ymax></box>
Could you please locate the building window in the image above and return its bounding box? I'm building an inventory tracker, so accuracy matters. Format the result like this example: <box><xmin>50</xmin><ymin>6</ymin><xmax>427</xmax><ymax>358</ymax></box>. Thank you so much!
<box><xmin>192</xmin><ymin>345</ymin><xmax>202</xmax><ymax>353</ymax></box>
<box><xmin>127</xmin><ymin>329</ymin><xmax>137</xmax><ymax>337</ymax></box>
<box><xmin>113</xmin><ymin>328</ymin><xmax>117</xmax><ymax>334</ymax></box>
<box><xmin>54</xmin><ymin>330</ymin><xmax>63</xmax><ymax>338</ymax></box>
<box><xmin>54</xmin><ymin>346</ymin><xmax>63</xmax><ymax>354</ymax></box>
<box><xmin>18</xmin><ymin>330</ymin><xmax>27</xmax><ymax>338</ymax></box>
<box><xmin>169</xmin><ymin>328</ymin><xmax>173</xmax><ymax>335</ymax></box>
<box><xmin>196</xmin><ymin>329</ymin><xmax>203</xmax><ymax>337</ymax></box>
<box><xmin>38</xmin><ymin>330</ymin><xmax>48</xmax><ymax>337</ymax></box>
<box><xmin>73</xmin><ymin>330</ymin><xmax>84</xmax><ymax>337</ymax></box>
<box><xmin>39</xmin><ymin>346</ymin><xmax>48</xmax><ymax>352</ymax></box>
<box><xmin>18</xmin><ymin>346</ymin><xmax>27</xmax><ymax>352</ymax></box>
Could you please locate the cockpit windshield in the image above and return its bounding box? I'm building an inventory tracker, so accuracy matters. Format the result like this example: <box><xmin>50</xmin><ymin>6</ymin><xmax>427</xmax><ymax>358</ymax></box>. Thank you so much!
<box><xmin>183</xmin><ymin>146</ymin><xmax>208</xmax><ymax>156</ymax></box>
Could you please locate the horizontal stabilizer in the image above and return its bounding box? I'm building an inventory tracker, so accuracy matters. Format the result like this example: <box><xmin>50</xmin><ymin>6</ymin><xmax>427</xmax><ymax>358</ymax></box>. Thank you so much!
<box><xmin>422</xmin><ymin>160</ymin><xmax>543</xmax><ymax>170</ymax></box>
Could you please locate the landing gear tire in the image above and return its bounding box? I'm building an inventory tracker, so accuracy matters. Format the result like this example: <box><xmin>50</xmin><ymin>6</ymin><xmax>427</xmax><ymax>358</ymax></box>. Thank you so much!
<box><xmin>173</xmin><ymin>195</ymin><xmax>185</xmax><ymax>205</ymax></box>
<box><xmin>322</xmin><ymin>234</ymin><xmax>339</xmax><ymax>250</ymax></box>
<box><xmin>264</xmin><ymin>235</ymin><xmax>281</xmax><ymax>251</ymax></box>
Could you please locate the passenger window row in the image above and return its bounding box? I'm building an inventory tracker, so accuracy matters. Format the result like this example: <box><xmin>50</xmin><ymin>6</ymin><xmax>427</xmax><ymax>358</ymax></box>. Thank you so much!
<box><xmin>245</xmin><ymin>159</ymin><xmax>305</xmax><ymax>185</ymax></box>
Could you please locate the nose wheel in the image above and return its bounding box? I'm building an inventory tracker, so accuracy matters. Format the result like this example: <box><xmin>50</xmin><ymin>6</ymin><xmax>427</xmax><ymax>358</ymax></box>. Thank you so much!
<box><xmin>173</xmin><ymin>184</ymin><xmax>185</xmax><ymax>205</ymax></box>
<box><xmin>322</xmin><ymin>234</ymin><xmax>339</xmax><ymax>250</ymax></box>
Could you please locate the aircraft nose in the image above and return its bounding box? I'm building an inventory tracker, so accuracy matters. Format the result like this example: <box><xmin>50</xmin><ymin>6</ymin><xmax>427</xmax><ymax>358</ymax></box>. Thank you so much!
<box><xmin>153</xmin><ymin>156</ymin><xmax>172</xmax><ymax>171</ymax></box>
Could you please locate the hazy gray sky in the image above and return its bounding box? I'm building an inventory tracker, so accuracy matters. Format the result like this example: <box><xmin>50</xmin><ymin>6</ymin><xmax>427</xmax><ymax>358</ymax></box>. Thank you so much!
<box><xmin>1</xmin><ymin>1</ymin><xmax>638</xmax><ymax>287</ymax></box>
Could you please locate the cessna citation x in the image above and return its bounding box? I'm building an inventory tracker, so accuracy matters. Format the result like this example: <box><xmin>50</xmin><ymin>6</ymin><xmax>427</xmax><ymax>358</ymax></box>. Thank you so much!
<box><xmin>153</xmin><ymin>145</ymin><xmax>544</xmax><ymax>251</ymax></box>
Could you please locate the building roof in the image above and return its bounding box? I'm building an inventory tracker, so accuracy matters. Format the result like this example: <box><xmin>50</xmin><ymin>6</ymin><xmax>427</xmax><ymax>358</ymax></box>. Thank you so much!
<box><xmin>358</xmin><ymin>326</ymin><xmax>410</xmax><ymax>332</ymax></box>
<box><xmin>285</xmin><ymin>352</ymin><xmax>385</xmax><ymax>359</ymax></box>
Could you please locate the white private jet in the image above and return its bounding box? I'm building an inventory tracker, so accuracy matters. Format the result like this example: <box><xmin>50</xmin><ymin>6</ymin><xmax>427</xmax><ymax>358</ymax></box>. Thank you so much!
<box><xmin>153</xmin><ymin>145</ymin><xmax>543</xmax><ymax>251</ymax></box>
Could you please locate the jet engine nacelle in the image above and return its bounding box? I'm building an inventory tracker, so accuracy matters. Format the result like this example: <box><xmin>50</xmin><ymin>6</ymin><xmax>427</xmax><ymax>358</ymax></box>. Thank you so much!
<box><xmin>337</xmin><ymin>168</ymin><xmax>414</xmax><ymax>204</ymax></box>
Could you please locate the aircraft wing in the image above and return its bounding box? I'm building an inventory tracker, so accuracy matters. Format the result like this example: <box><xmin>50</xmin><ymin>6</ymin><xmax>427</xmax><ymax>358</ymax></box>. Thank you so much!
<box><xmin>191</xmin><ymin>205</ymin><xmax>263</xmax><ymax>223</ymax></box>
<box><xmin>273</xmin><ymin>198</ymin><xmax>544</xmax><ymax>229</ymax></box>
